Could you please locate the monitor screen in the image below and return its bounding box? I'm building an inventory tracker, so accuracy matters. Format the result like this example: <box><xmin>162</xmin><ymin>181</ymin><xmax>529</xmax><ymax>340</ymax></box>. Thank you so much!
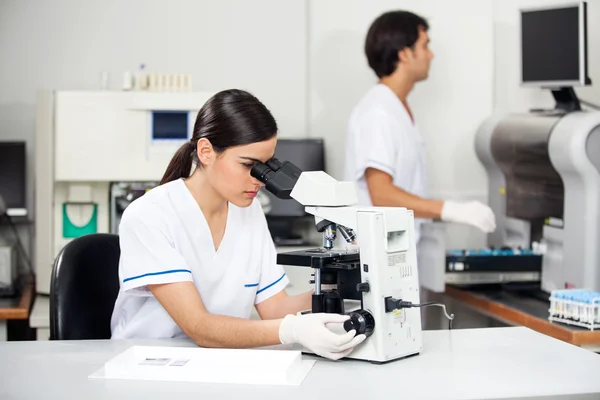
<box><xmin>261</xmin><ymin>138</ymin><xmax>325</xmax><ymax>217</ymax></box>
<box><xmin>151</xmin><ymin>111</ymin><xmax>190</xmax><ymax>140</ymax></box>
<box><xmin>0</xmin><ymin>141</ymin><xmax>26</xmax><ymax>209</ymax></box>
<box><xmin>521</xmin><ymin>2</ymin><xmax>588</xmax><ymax>86</ymax></box>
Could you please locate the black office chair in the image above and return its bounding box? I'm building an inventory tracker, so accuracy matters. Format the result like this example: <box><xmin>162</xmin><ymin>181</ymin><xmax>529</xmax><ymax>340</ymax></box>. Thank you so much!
<box><xmin>50</xmin><ymin>233</ymin><xmax>121</xmax><ymax>340</ymax></box>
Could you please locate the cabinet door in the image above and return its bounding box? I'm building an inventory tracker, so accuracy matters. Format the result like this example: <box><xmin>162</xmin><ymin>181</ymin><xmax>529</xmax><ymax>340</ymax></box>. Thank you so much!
<box><xmin>54</xmin><ymin>91</ymin><xmax>213</xmax><ymax>182</ymax></box>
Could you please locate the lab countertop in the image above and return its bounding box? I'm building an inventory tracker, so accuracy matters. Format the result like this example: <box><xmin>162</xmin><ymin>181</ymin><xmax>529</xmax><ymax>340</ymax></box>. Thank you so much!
<box><xmin>2</xmin><ymin>327</ymin><xmax>600</xmax><ymax>399</ymax></box>
<box><xmin>444</xmin><ymin>285</ymin><xmax>600</xmax><ymax>349</ymax></box>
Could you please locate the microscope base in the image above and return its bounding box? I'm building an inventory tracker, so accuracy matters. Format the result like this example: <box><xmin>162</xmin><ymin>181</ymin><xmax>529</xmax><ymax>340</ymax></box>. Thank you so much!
<box><xmin>295</xmin><ymin>308</ymin><xmax>422</xmax><ymax>364</ymax></box>
<box><xmin>299</xmin><ymin>348</ymin><xmax>421</xmax><ymax>364</ymax></box>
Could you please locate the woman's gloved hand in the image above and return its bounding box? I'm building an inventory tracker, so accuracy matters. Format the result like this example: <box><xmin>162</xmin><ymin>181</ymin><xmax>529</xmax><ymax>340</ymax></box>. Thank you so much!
<box><xmin>279</xmin><ymin>313</ymin><xmax>366</xmax><ymax>360</ymax></box>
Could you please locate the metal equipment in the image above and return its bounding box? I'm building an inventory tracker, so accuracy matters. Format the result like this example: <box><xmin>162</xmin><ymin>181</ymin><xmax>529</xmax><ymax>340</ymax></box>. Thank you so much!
<box><xmin>35</xmin><ymin>90</ymin><xmax>214</xmax><ymax>294</ymax></box>
<box><xmin>475</xmin><ymin>110</ymin><xmax>600</xmax><ymax>292</ymax></box>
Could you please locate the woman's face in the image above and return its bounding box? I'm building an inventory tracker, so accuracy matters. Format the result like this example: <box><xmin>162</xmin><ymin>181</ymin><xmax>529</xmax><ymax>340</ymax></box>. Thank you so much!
<box><xmin>203</xmin><ymin>136</ymin><xmax>277</xmax><ymax>208</ymax></box>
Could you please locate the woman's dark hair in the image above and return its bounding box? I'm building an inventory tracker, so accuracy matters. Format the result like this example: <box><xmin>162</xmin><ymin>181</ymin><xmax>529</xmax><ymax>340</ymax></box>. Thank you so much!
<box><xmin>364</xmin><ymin>10</ymin><xmax>429</xmax><ymax>78</ymax></box>
<box><xmin>160</xmin><ymin>89</ymin><xmax>278</xmax><ymax>185</ymax></box>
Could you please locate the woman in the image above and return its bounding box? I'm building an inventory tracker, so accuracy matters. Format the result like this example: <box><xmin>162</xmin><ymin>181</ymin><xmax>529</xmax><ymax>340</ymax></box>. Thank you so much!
<box><xmin>110</xmin><ymin>89</ymin><xmax>365</xmax><ymax>360</ymax></box>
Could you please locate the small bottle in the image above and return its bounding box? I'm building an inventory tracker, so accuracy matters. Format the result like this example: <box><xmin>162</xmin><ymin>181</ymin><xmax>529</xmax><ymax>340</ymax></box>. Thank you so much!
<box><xmin>135</xmin><ymin>63</ymin><xmax>147</xmax><ymax>91</ymax></box>
<box><xmin>122</xmin><ymin>71</ymin><xmax>133</xmax><ymax>91</ymax></box>
<box><xmin>99</xmin><ymin>71</ymin><xmax>109</xmax><ymax>90</ymax></box>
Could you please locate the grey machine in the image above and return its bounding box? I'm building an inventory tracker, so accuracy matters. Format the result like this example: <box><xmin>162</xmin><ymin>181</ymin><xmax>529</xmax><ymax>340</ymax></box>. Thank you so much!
<box><xmin>476</xmin><ymin>110</ymin><xmax>600</xmax><ymax>293</ymax></box>
<box><xmin>475</xmin><ymin>1</ymin><xmax>600</xmax><ymax>292</ymax></box>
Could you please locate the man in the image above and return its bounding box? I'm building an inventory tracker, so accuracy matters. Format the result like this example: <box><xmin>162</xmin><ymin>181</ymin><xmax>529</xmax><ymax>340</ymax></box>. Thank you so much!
<box><xmin>344</xmin><ymin>10</ymin><xmax>496</xmax><ymax>246</ymax></box>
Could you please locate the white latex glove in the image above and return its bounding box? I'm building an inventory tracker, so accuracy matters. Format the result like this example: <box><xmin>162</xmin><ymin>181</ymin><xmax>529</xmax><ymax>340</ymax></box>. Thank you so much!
<box><xmin>279</xmin><ymin>313</ymin><xmax>366</xmax><ymax>360</ymax></box>
<box><xmin>441</xmin><ymin>200</ymin><xmax>496</xmax><ymax>233</ymax></box>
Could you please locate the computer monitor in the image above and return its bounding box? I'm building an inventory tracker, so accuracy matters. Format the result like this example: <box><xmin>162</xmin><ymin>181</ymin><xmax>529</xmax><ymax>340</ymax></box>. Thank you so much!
<box><xmin>261</xmin><ymin>138</ymin><xmax>325</xmax><ymax>218</ymax></box>
<box><xmin>0</xmin><ymin>141</ymin><xmax>26</xmax><ymax>212</ymax></box>
<box><xmin>520</xmin><ymin>2</ymin><xmax>590</xmax><ymax>87</ymax></box>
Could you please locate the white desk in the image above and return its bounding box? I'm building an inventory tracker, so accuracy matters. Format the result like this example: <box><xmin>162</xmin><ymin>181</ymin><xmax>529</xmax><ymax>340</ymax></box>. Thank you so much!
<box><xmin>2</xmin><ymin>327</ymin><xmax>600</xmax><ymax>399</ymax></box>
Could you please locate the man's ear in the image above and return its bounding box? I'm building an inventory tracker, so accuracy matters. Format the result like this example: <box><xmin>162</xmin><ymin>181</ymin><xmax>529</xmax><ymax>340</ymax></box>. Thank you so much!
<box><xmin>196</xmin><ymin>138</ymin><xmax>214</xmax><ymax>166</ymax></box>
<box><xmin>397</xmin><ymin>47</ymin><xmax>413</xmax><ymax>64</ymax></box>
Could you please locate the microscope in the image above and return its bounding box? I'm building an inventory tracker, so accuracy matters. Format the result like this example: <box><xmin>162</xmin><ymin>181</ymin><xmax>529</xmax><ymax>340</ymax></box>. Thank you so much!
<box><xmin>251</xmin><ymin>158</ymin><xmax>439</xmax><ymax>363</ymax></box>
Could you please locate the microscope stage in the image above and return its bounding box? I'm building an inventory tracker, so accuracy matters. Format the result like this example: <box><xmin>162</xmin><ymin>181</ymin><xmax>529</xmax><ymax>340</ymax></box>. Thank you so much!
<box><xmin>276</xmin><ymin>248</ymin><xmax>360</xmax><ymax>270</ymax></box>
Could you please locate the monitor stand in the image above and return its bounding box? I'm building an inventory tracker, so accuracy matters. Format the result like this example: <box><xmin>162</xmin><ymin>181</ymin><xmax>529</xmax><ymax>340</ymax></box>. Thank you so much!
<box><xmin>529</xmin><ymin>87</ymin><xmax>582</xmax><ymax>116</ymax></box>
<box><xmin>550</xmin><ymin>87</ymin><xmax>581</xmax><ymax>112</ymax></box>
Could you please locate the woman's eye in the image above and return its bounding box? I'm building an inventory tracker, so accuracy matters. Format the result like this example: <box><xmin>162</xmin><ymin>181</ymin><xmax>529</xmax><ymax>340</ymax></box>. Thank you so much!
<box><xmin>242</xmin><ymin>163</ymin><xmax>254</xmax><ymax>169</ymax></box>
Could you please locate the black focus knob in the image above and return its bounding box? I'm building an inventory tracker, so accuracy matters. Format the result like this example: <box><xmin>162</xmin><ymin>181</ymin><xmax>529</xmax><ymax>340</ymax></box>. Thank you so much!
<box><xmin>356</xmin><ymin>282</ymin><xmax>370</xmax><ymax>293</ymax></box>
<box><xmin>343</xmin><ymin>309</ymin><xmax>375</xmax><ymax>337</ymax></box>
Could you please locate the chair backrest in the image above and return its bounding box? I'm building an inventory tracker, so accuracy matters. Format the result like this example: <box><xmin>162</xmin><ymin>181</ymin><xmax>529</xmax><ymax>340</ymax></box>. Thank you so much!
<box><xmin>50</xmin><ymin>233</ymin><xmax>121</xmax><ymax>340</ymax></box>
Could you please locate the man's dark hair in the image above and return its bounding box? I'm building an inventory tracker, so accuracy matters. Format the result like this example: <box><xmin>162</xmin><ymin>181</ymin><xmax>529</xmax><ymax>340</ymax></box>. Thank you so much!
<box><xmin>364</xmin><ymin>11</ymin><xmax>429</xmax><ymax>78</ymax></box>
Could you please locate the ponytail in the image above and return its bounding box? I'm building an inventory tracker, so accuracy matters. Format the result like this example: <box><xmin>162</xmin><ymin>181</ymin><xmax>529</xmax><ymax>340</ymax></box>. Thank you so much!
<box><xmin>159</xmin><ymin>89</ymin><xmax>277</xmax><ymax>185</ymax></box>
<box><xmin>160</xmin><ymin>142</ymin><xmax>195</xmax><ymax>185</ymax></box>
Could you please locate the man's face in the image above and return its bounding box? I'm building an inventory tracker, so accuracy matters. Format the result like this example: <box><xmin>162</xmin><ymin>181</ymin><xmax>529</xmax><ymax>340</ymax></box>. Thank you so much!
<box><xmin>405</xmin><ymin>27</ymin><xmax>434</xmax><ymax>81</ymax></box>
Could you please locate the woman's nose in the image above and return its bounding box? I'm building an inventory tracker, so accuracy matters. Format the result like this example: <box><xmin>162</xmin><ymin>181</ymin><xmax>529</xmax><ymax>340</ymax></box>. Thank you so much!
<box><xmin>251</xmin><ymin>176</ymin><xmax>264</xmax><ymax>187</ymax></box>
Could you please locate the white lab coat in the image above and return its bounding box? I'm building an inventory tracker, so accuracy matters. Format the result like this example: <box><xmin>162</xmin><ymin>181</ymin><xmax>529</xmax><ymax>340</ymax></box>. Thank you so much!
<box><xmin>110</xmin><ymin>178</ymin><xmax>288</xmax><ymax>339</ymax></box>
<box><xmin>344</xmin><ymin>83</ymin><xmax>429</xmax><ymax>245</ymax></box>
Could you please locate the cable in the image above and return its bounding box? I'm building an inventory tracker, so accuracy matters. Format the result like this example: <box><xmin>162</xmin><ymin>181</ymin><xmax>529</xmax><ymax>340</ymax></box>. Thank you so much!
<box><xmin>385</xmin><ymin>297</ymin><xmax>455</xmax><ymax>330</ymax></box>
<box><xmin>409</xmin><ymin>302</ymin><xmax>455</xmax><ymax>330</ymax></box>
<box><xmin>580</xmin><ymin>99</ymin><xmax>600</xmax><ymax>110</ymax></box>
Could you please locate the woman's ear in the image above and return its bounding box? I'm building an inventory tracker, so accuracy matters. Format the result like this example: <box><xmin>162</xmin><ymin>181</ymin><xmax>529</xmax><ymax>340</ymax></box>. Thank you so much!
<box><xmin>196</xmin><ymin>138</ymin><xmax>214</xmax><ymax>166</ymax></box>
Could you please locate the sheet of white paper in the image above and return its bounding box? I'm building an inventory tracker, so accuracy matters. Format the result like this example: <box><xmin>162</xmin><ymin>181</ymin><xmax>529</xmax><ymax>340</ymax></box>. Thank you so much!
<box><xmin>88</xmin><ymin>346</ymin><xmax>315</xmax><ymax>386</ymax></box>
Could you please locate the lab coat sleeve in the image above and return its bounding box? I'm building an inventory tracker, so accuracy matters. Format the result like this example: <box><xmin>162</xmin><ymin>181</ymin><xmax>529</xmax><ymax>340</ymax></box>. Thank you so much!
<box><xmin>254</xmin><ymin>204</ymin><xmax>289</xmax><ymax>305</ymax></box>
<box><xmin>352</xmin><ymin>110</ymin><xmax>398</xmax><ymax>180</ymax></box>
<box><xmin>118</xmin><ymin>204</ymin><xmax>193</xmax><ymax>295</ymax></box>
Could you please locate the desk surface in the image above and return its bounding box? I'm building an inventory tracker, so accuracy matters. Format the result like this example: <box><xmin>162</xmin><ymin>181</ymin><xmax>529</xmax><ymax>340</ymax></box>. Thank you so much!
<box><xmin>2</xmin><ymin>327</ymin><xmax>600</xmax><ymax>400</ymax></box>
<box><xmin>446</xmin><ymin>285</ymin><xmax>600</xmax><ymax>347</ymax></box>
<box><xmin>0</xmin><ymin>279</ymin><xmax>32</xmax><ymax>320</ymax></box>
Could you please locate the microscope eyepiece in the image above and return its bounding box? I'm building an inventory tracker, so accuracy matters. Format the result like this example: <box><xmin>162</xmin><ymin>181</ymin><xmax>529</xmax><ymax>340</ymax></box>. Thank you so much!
<box><xmin>250</xmin><ymin>157</ymin><xmax>302</xmax><ymax>200</ymax></box>
<box><xmin>266</xmin><ymin>157</ymin><xmax>283</xmax><ymax>171</ymax></box>
<box><xmin>250</xmin><ymin>162</ymin><xmax>274</xmax><ymax>184</ymax></box>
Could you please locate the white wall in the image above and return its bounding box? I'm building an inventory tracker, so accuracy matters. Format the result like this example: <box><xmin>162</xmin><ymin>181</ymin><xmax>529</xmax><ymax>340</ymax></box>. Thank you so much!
<box><xmin>493</xmin><ymin>0</ymin><xmax>600</xmax><ymax>113</ymax></box>
<box><xmin>0</xmin><ymin>0</ymin><xmax>498</xmax><ymax>211</ymax></box>
<box><xmin>308</xmin><ymin>0</ymin><xmax>495</xmax><ymax>202</ymax></box>
<box><xmin>7</xmin><ymin>0</ymin><xmax>597</xmax><ymax>260</ymax></box>
<box><xmin>0</xmin><ymin>0</ymin><xmax>308</xmax><ymax>220</ymax></box>
<box><xmin>0</xmin><ymin>0</ymin><xmax>307</xmax><ymax>263</ymax></box>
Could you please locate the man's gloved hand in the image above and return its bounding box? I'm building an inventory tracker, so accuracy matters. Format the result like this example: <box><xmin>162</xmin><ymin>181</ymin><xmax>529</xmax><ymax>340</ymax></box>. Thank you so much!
<box><xmin>279</xmin><ymin>313</ymin><xmax>366</xmax><ymax>360</ymax></box>
<box><xmin>441</xmin><ymin>200</ymin><xmax>496</xmax><ymax>233</ymax></box>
